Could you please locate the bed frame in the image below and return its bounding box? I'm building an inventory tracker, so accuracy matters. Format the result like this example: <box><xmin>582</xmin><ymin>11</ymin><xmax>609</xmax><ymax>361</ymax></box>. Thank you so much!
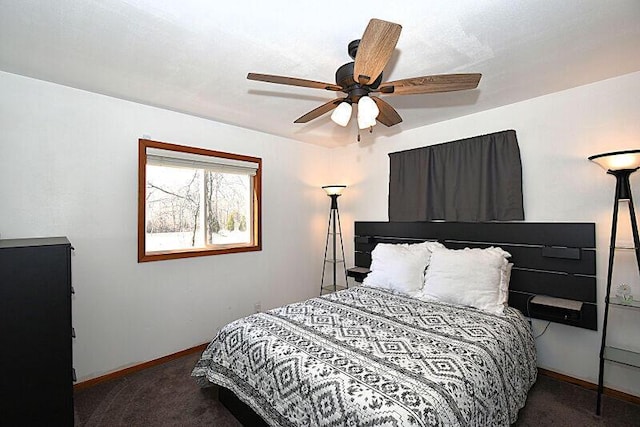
<box><xmin>350</xmin><ymin>221</ymin><xmax>597</xmax><ymax>330</ymax></box>
<box><xmin>219</xmin><ymin>221</ymin><xmax>597</xmax><ymax>424</ymax></box>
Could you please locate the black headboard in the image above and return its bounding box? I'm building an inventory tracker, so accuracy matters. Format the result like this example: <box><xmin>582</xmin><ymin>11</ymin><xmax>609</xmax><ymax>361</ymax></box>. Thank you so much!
<box><xmin>352</xmin><ymin>221</ymin><xmax>597</xmax><ymax>330</ymax></box>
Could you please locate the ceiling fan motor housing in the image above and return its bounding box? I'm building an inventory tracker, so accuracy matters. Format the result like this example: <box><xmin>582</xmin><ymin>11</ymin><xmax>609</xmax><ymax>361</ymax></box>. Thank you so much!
<box><xmin>335</xmin><ymin>61</ymin><xmax>383</xmax><ymax>102</ymax></box>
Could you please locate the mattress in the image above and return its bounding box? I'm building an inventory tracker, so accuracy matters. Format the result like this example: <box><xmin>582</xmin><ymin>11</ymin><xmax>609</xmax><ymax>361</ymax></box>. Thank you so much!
<box><xmin>192</xmin><ymin>286</ymin><xmax>537</xmax><ymax>426</ymax></box>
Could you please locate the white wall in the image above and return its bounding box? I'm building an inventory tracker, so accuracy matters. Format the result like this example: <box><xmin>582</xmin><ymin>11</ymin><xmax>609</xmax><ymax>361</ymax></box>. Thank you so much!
<box><xmin>0</xmin><ymin>71</ymin><xmax>331</xmax><ymax>381</ymax></box>
<box><xmin>332</xmin><ymin>71</ymin><xmax>640</xmax><ymax>397</ymax></box>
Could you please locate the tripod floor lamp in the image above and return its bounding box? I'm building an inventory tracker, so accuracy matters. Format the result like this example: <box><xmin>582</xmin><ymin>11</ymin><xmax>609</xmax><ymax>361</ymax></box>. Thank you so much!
<box><xmin>320</xmin><ymin>185</ymin><xmax>348</xmax><ymax>295</ymax></box>
<box><xmin>589</xmin><ymin>149</ymin><xmax>640</xmax><ymax>415</ymax></box>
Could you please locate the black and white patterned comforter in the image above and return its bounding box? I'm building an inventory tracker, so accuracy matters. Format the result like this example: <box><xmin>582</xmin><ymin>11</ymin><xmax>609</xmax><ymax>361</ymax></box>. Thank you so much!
<box><xmin>192</xmin><ymin>286</ymin><xmax>537</xmax><ymax>426</ymax></box>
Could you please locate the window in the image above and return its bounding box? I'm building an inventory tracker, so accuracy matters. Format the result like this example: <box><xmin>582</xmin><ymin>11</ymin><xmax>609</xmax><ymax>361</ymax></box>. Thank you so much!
<box><xmin>138</xmin><ymin>139</ymin><xmax>261</xmax><ymax>262</ymax></box>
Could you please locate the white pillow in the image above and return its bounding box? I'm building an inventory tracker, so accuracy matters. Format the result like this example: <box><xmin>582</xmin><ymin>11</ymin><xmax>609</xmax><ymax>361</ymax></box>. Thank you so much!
<box><xmin>500</xmin><ymin>262</ymin><xmax>514</xmax><ymax>306</ymax></box>
<box><xmin>362</xmin><ymin>241</ymin><xmax>444</xmax><ymax>295</ymax></box>
<box><xmin>422</xmin><ymin>246</ymin><xmax>511</xmax><ymax>315</ymax></box>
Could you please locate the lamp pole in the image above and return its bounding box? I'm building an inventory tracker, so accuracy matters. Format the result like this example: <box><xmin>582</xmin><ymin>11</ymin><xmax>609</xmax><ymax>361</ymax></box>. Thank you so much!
<box><xmin>331</xmin><ymin>194</ymin><xmax>338</xmax><ymax>290</ymax></box>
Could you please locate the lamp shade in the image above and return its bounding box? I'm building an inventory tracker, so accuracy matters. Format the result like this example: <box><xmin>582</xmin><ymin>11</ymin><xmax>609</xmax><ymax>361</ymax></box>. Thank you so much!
<box><xmin>330</xmin><ymin>102</ymin><xmax>352</xmax><ymax>127</ymax></box>
<box><xmin>357</xmin><ymin>116</ymin><xmax>376</xmax><ymax>129</ymax></box>
<box><xmin>588</xmin><ymin>149</ymin><xmax>640</xmax><ymax>172</ymax></box>
<box><xmin>357</xmin><ymin>96</ymin><xmax>379</xmax><ymax>129</ymax></box>
<box><xmin>322</xmin><ymin>185</ymin><xmax>346</xmax><ymax>196</ymax></box>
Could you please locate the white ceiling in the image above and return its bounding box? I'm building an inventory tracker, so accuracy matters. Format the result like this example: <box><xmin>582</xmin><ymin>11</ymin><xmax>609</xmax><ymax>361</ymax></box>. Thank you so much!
<box><xmin>1</xmin><ymin>1</ymin><xmax>639</xmax><ymax>148</ymax></box>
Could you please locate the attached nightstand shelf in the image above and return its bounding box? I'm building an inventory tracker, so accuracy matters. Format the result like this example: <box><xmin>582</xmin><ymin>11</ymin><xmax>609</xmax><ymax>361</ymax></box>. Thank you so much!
<box><xmin>528</xmin><ymin>295</ymin><xmax>584</xmax><ymax>324</ymax></box>
<box><xmin>347</xmin><ymin>266</ymin><xmax>370</xmax><ymax>283</ymax></box>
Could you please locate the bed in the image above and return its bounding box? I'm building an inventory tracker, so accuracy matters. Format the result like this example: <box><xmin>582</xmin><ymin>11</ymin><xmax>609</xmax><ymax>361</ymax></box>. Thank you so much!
<box><xmin>192</xmin><ymin>221</ymin><xmax>596</xmax><ymax>426</ymax></box>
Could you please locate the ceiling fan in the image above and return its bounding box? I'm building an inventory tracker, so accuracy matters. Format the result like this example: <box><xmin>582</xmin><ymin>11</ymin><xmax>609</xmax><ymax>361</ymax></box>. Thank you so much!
<box><xmin>247</xmin><ymin>19</ymin><xmax>481</xmax><ymax>136</ymax></box>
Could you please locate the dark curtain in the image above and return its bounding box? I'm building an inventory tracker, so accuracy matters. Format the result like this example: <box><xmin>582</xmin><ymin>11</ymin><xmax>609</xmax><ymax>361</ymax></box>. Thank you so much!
<box><xmin>388</xmin><ymin>129</ymin><xmax>524</xmax><ymax>222</ymax></box>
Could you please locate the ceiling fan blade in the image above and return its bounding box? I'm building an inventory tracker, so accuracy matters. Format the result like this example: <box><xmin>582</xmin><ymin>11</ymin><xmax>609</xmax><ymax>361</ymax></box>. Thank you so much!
<box><xmin>379</xmin><ymin>73</ymin><xmax>482</xmax><ymax>95</ymax></box>
<box><xmin>247</xmin><ymin>73</ymin><xmax>343</xmax><ymax>91</ymax></box>
<box><xmin>294</xmin><ymin>99</ymin><xmax>343</xmax><ymax>123</ymax></box>
<box><xmin>370</xmin><ymin>96</ymin><xmax>402</xmax><ymax>127</ymax></box>
<box><xmin>353</xmin><ymin>19</ymin><xmax>402</xmax><ymax>85</ymax></box>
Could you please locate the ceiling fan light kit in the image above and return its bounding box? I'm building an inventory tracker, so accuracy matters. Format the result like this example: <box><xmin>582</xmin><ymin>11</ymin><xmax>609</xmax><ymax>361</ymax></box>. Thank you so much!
<box><xmin>247</xmin><ymin>18</ymin><xmax>482</xmax><ymax>140</ymax></box>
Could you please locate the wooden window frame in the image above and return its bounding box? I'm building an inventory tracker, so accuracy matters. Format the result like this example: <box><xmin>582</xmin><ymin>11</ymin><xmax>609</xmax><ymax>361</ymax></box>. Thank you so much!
<box><xmin>138</xmin><ymin>139</ymin><xmax>262</xmax><ymax>262</ymax></box>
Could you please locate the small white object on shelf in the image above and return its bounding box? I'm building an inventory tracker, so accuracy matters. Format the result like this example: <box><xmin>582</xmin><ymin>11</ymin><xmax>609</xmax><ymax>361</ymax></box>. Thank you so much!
<box><xmin>616</xmin><ymin>283</ymin><xmax>633</xmax><ymax>304</ymax></box>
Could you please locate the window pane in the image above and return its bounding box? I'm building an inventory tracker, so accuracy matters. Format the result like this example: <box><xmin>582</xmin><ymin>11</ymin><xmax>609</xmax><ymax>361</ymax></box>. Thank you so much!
<box><xmin>138</xmin><ymin>138</ymin><xmax>261</xmax><ymax>262</ymax></box>
<box><xmin>205</xmin><ymin>171</ymin><xmax>251</xmax><ymax>245</ymax></box>
<box><xmin>146</xmin><ymin>165</ymin><xmax>205</xmax><ymax>252</ymax></box>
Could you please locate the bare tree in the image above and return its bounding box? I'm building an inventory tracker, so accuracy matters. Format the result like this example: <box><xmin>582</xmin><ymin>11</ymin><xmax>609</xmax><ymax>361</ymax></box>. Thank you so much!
<box><xmin>205</xmin><ymin>171</ymin><xmax>223</xmax><ymax>243</ymax></box>
<box><xmin>146</xmin><ymin>170</ymin><xmax>201</xmax><ymax>246</ymax></box>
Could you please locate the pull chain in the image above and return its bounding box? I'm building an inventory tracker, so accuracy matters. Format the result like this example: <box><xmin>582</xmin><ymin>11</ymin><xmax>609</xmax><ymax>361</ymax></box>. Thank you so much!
<box><xmin>355</xmin><ymin>126</ymin><xmax>374</xmax><ymax>142</ymax></box>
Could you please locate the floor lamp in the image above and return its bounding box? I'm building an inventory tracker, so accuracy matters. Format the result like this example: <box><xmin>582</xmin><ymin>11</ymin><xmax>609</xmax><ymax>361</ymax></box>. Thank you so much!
<box><xmin>320</xmin><ymin>185</ymin><xmax>348</xmax><ymax>295</ymax></box>
<box><xmin>589</xmin><ymin>149</ymin><xmax>640</xmax><ymax>415</ymax></box>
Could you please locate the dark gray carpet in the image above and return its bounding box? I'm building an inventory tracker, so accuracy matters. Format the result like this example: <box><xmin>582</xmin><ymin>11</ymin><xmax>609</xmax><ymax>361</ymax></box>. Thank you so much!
<box><xmin>74</xmin><ymin>352</ymin><xmax>240</xmax><ymax>427</ymax></box>
<box><xmin>74</xmin><ymin>352</ymin><xmax>640</xmax><ymax>426</ymax></box>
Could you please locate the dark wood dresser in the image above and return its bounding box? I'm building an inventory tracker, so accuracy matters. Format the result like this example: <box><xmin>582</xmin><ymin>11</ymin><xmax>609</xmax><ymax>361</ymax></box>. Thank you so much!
<box><xmin>0</xmin><ymin>237</ymin><xmax>74</xmax><ymax>426</ymax></box>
